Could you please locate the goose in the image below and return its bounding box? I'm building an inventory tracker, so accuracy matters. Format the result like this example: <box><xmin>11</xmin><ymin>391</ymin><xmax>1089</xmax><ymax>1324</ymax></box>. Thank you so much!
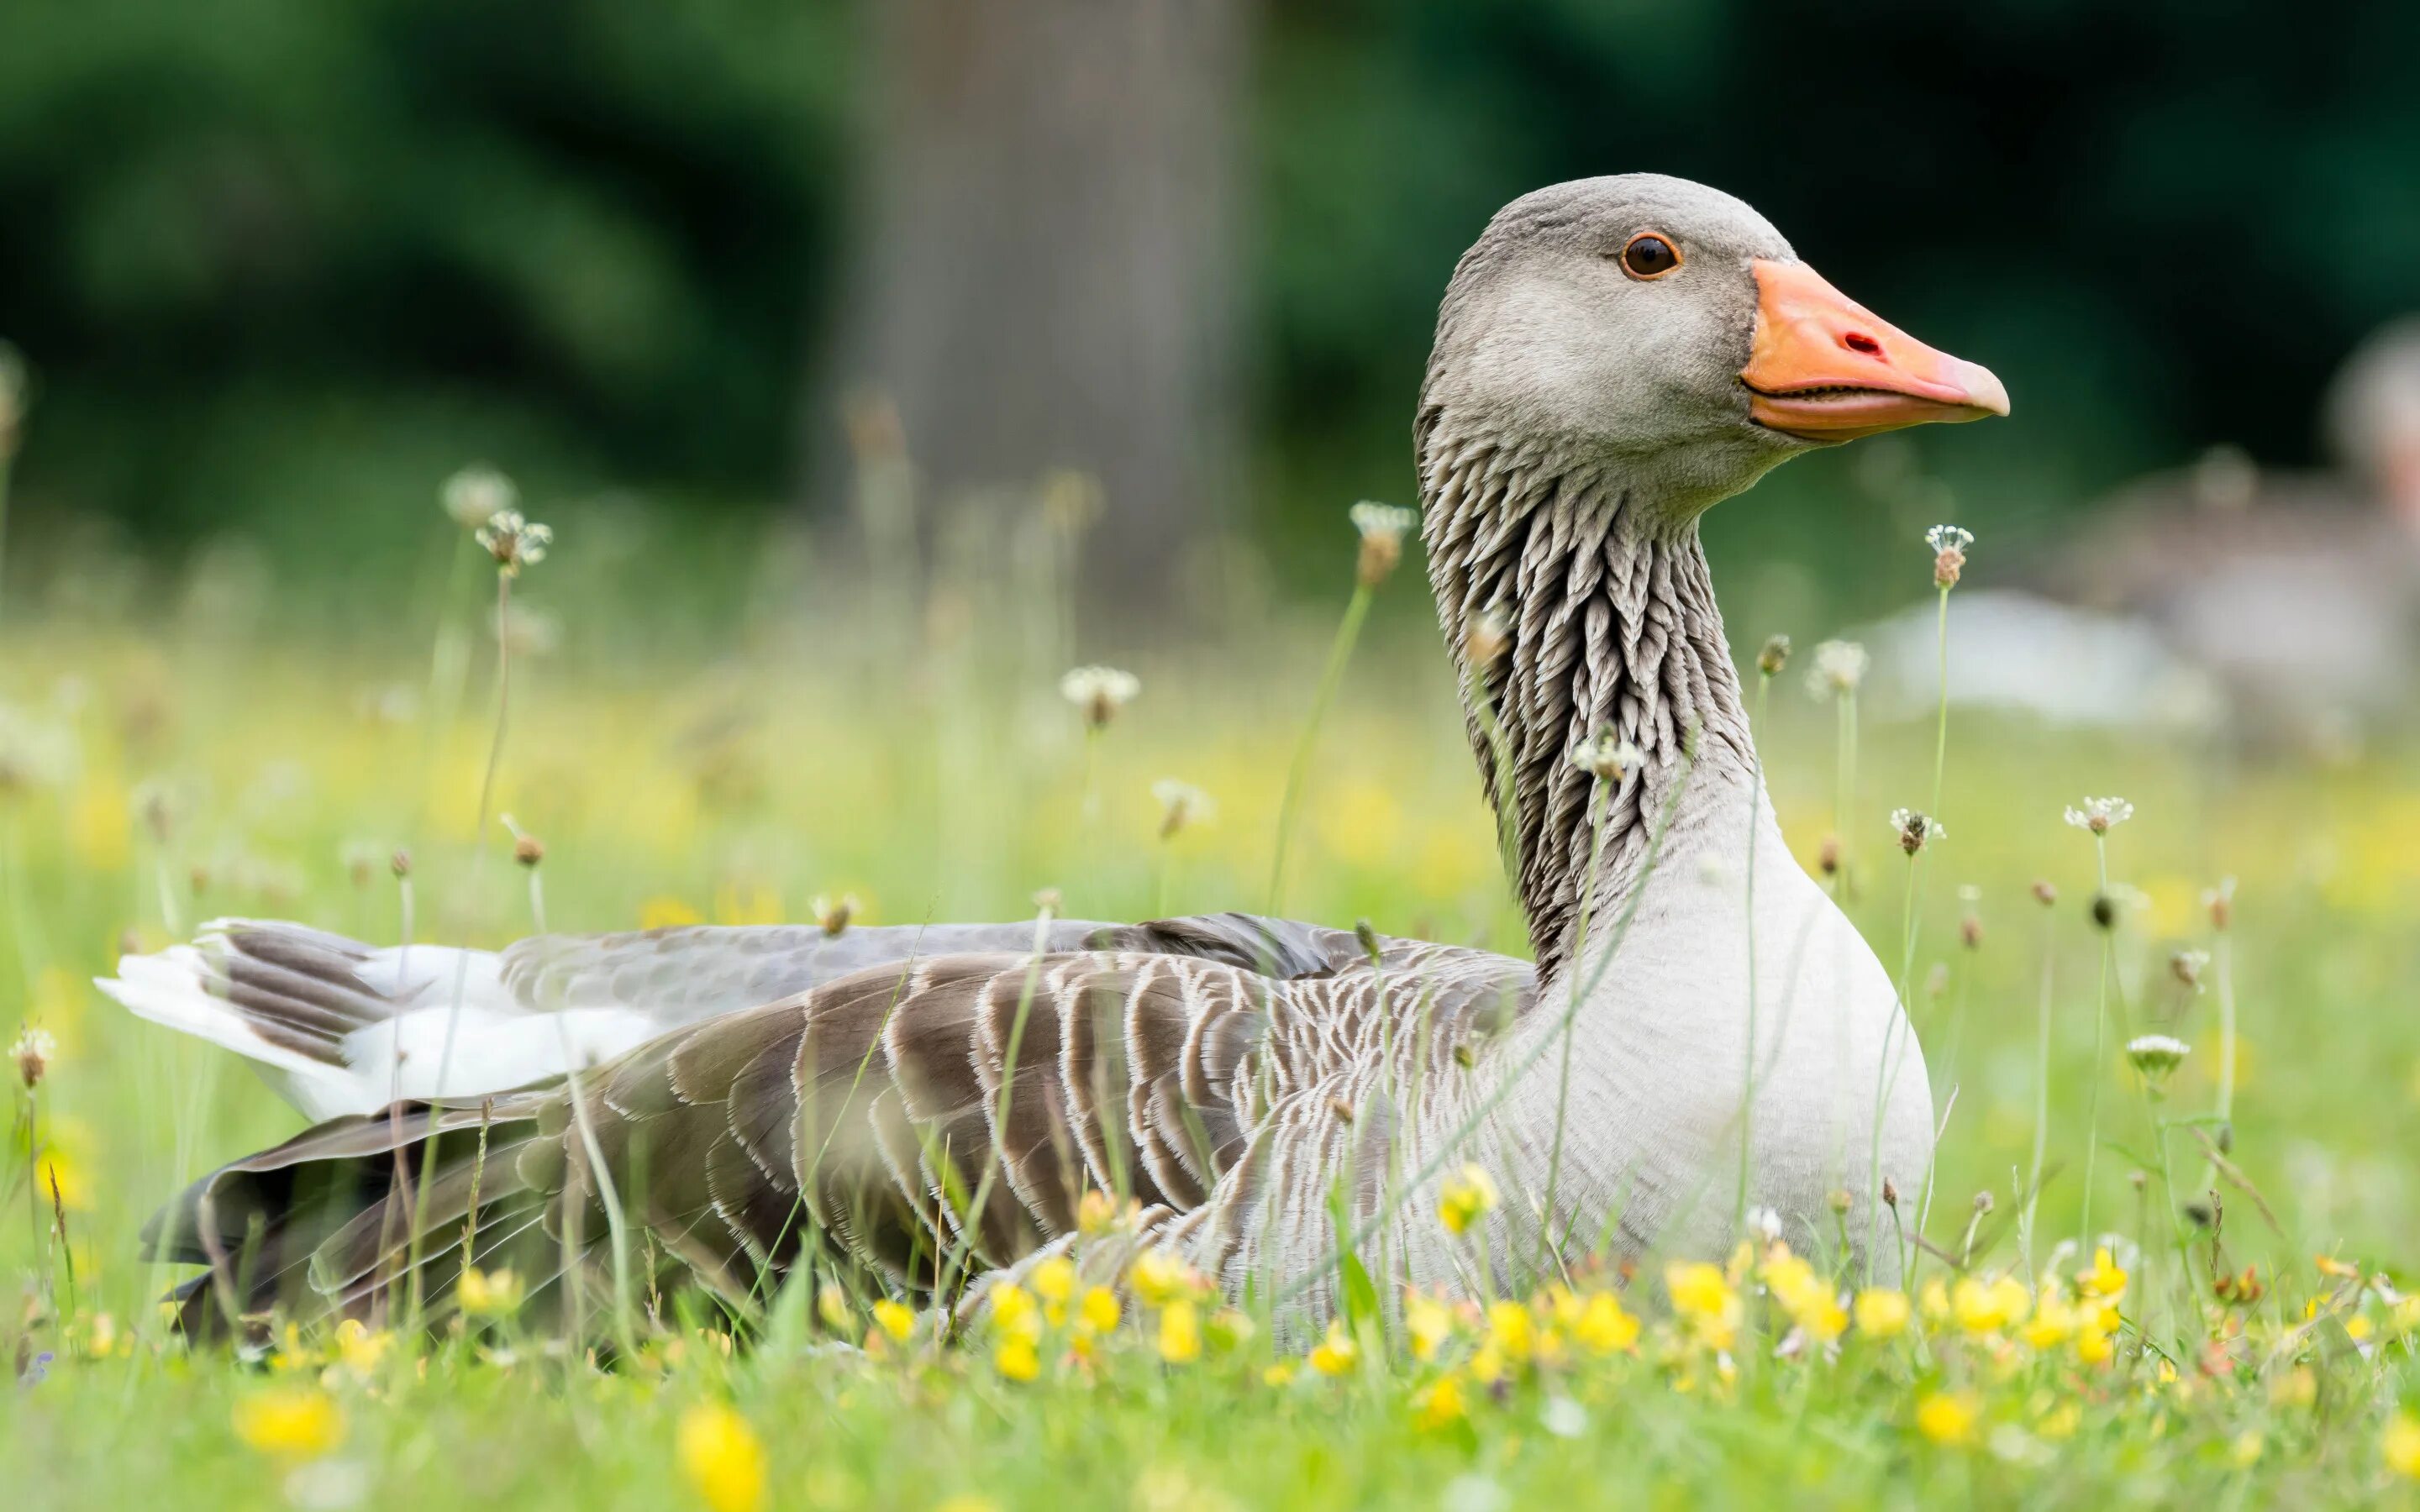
<box><xmin>108</xmin><ymin>174</ymin><xmax>2007</xmax><ymax>1332</ymax></box>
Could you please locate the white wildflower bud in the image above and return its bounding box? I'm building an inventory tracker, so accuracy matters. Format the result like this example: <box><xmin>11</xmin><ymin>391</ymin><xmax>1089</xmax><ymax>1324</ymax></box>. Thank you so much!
<box><xmin>1349</xmin><ymin>501</ymin><xmax>1417</xmax><ymax>588</ymax></box>
<box><xmin>1151</xmin><ymin>780</ymin><xmax>1213</xmax><ymax>841</ymax></box>
<box><xmin>475</xmin><ymin>509</ymin><xmax>552</xmax><ymax>577</ymax></box>
<box><xmin>1755</xmin><ymin>633</ymin><xmax>1791</xmax><ymax>680</ymax></box>
<box><xmin>12</xmin><ymin>1026</ymin><xmax>55</xmax><ymax>1089</ymax></box>
<box><xmin>1888</xmin><ymin>807</ymin><xmax>1944</xmax><ymax>856</ymax></box>
<box><xmin>1925</xmin><ymin>524</ymin><xmax>1973</xmax><ymax>590</ymax></box>
<box><xmin>1568</xmin><ymin>728</ymin><xmax>1643</xmax><ymax>784</ymax></box>
<box><xmin>812</xmin><ymin>893</ymin><xmax>859</xmax><ymax>937</ymax></box>
<box><xmin>2064</xmin><ymin>796</ymin><xmax>2134</xmax><ymax>835</ymax></box>
<box><xmin>1804</xmin><ymin>640</ymin><xmax>1869</xmax><ymax>702</ymax></box>
<box><xmin>443</xmin><ymin>466</ymin><xmax>518</xmax><ymax>531</ymax></box>
<box><xmin>1060</xmin><ymin>666</ymin><xmax>1139</xmax><ymax>729</ymax></box>
<box><xmin>2125</xmin><ymin>1034</ymin><xmax>2191</xmax><ymax>1084</ymax></box>
<box><xmin>1463</xmin><ymin>607</ymin><xmax>1510</xmax><ymax>669</ymax></box>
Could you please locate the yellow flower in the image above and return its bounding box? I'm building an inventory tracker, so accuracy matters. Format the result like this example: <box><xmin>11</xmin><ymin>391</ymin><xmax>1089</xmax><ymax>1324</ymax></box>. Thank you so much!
<box><xmin>2229</xmin><ymin>1430</ymin><xmax>2265</xmax><ymax>1468</ymax></box>
<box><xmin>1665</xmin><ymin>1262</ymin><xmax>1743</xmax><ymax>1351</ymax></box>
<box><xmin>1262</xmin><ymin>1363</ymin><xmax>1296</xmax><ymax>1388</ymax></box>
<box><xmin>2391</xmin><ymin>1294</ymin><xmax>2420</xmax><ymax>1336</ymax></box>
<box><xmin>1437</xmin><ymin>1164</ymin><xmax>1499</xmax><ymax>1236</ymax></box>
<box><xmin>677</xmin><ymin>1403</ymin><xmax>768</xmax><ymax>1512</ymax></box>
<box><xmin>1158</xmin><ymin>1299</ymin><xmax>1202</xmax><ymax>1364</ymax></box>
<box><xmin>1030</xmin><ymin>1256</ymin><xmax>1077</xmax><ymax>1305</ymax></box>
<box><xmin>1128</xmin><ymin>1247</ymin><xmax>1197</xmax><ymax>1307</ymax></box>
<box><xmin>2385</xmin><ymin>1414</ymin><xmax>2420</xmax><ymax>1481</ymax></box>
<box><xmin>1918</xmin><ymin>1278</ymin><xmax>1950</xmax><ymax>1326</ymax></box>
<box><xmin>2270</xmin><ymin>1366</ymin><xmax>2317</xmax><ymax>1409</ymax></box>
<box><xmin>934</xmin><ymin>1498</ymin><xmax>1002</xmax><ymax>1512</ymax></box>
<box><xmin>817</xmin><ymin>1284</ymin><xmax>852</xmax><ymax>1332</ymax></box>
<box><xmin>1486</xmin><ymin>1299</ymin><xmax>1534</xmax><ymax>1363</ymax></box>
<box><xmin>1952</xmin><ymin>1274</ymin><xmax>2031</xmax><ymax>1335</ymax></box>
<box><xmin>1406</xmin><ymin>1292</ymin><xmax>1455</xmax><ymax>1362</ymax></box>
<box><xmin>1412</xmin><ymin>1373</ymin><xmax>1466</xmax><ymax>1431</ymax></box>
<box><xmin>988</xmin><ymin>1284</ymin><xmax>1043</xmax><ymax>1343</ymax></box>
<box><xmin>234</xmin><ymin>1386</ymin><xmax>346</xmax><ymax>1462</ymax></box>
<box><xmin>458</xmin><ymin>1266</ymin><xmax>524</xmax><ymax>1319</ymax></box>
<box><xmin>871</xmin><ymin>1299</ymin><xmax>916</xmax><ymax>1343</ymax></box>
<box><xmin>1207</xmin><ymin>1309</ymin><xmax>1256</xmax><ymax>1352</ymax></box>
<box><xmin>1914</xmin><ymin>1390</ymin><xmax>1980</xmax><ymax>1447</ymax></box>
<box><xmin>2036</xmin><ymin>1402</ymin><xmax>2081</xmax><ymax>1441</ymax></box>
<box><xmin>1854</xmin><ymin>1289</ymin><xmax>1912</xmax><ymax>1340</ymax></box>
<box><xmin>1571</xmin><ymin>1291</ymin><xmax>1640</xmax><ymax>1355</ymax></box>
<box><xmin>1307</xmin><ymin>1320</ymin><xmax>1359</xmax><ymax>1376</ymax></box>
<box><xmin>639</xmin><ymin>895</ymin><xmax>705</xmax><ymax>930</ymax></box>
<box><xmin>332</xmin><ymin>1320</ymin><xmax>392</xmax><ymax>1378</ymax></box>
<box><xmin>1077</xmin><ymin>1286</ymin><xmax>1122</xmax><ymax>1336</ymax></box>
<box><xmin>2020</xmin><ymin>1292</ymin><xmax>2077</xmax><ymax>1351</ymax></box>
<box><xmin>992</xmin><ymin>1336</ymin><xmax>1040</xmax><ymax>1382</ymax></box>
<box><xmin>1076</xmin><ymin>1189</ymin><xmax>1119</xmax><ymax>1236</ymax></box>
<box><xmin>2074</xmin><ymin>1314</ymin><xmax>2116</xmax><ymax>1366</ymax></box>
<box><xmin>2078</xmin><ymin>1247</ymin><xmax>2128</xmax><ymax>1304</ymax></box>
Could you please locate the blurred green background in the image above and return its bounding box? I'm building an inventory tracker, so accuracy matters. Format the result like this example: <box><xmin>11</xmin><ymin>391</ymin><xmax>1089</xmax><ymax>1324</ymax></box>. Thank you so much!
<box><xmin>3</xmin><ymin>0</ymin><xmax>2417</xmax><ymax>618</ymax></box>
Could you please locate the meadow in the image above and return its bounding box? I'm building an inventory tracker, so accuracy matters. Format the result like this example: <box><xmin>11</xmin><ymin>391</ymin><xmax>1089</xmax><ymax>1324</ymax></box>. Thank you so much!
<box><xmin>6</xmin><ymin>471</ymin><xmax>2420</xmax><ymax>1509</ymax></box>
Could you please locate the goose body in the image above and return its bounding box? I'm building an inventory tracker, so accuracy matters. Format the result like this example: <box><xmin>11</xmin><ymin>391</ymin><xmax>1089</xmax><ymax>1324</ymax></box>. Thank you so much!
<box><xmin>112</xmin><ymin>175</ymin><xmax>2005</xmax><ymax>1330</ymax></box>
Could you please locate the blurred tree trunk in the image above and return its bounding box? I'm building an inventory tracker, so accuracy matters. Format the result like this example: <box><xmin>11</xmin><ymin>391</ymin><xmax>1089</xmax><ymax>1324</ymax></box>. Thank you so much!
<box><xmin>825</xmin><ymin>0</ymin><xmax>1248</xmax><ymax>618</ymax></box>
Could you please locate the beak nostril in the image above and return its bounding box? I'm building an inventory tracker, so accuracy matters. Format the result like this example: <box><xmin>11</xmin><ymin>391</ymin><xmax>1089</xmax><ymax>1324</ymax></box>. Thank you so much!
<box><xmin>1844</xmin><ymin>332</ymin><xmax>1882</xmax><ymax>356</ymax></box>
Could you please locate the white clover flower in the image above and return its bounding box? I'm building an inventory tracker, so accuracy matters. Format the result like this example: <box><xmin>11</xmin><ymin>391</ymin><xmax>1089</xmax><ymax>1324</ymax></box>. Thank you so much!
<box><xmin>1804</xmin><ymin>639</ymin><xmax>1869</xmax><ymax>701</ymax></box>
<box><xmin>1888</xmin><ymin>807</ymin><xmax>1944</xmax><ymax>855</ymax></box>
<box><xmin>2064</xmin><ymin>796</ymin><xmax>2134</xmax><ymax>835</ymax></box>
<box><xmin>1060</xmin><ymin>665</ymin><xmax>1140</xmax><ymax>728</ymax></box>
<box><xmin>475</xmin><ymin>510</ymin><xmax>552</xmax><ymax>576</ymax></box>
<box><xmin>12</xmin><ymin>1025</ymin><xmax>55</xmax><ymax>1089</ymax></box>
<box><xmin>1151</xmin><ymin>779</ymin><xmax>1215</xmax><ymax>840</ymax></box>
<box><xmin>1349</xmin><ymin>501</ymin><xmax>1418</xmax><ymax>586</ymax></box>
<box><xmin>442</xmin><ymin>465</ymin><xmax>518</xmax><ymax>531</ymax></box>
<box><xmin>1568</xmin><ymin>729</ymin><xmax>1643</xmax><ymax>783</ymax></box>
<box><xmin>2125</xmin><ymin>1034</ymin><xmax>2191</xmax><ymax>1081</ymax></box>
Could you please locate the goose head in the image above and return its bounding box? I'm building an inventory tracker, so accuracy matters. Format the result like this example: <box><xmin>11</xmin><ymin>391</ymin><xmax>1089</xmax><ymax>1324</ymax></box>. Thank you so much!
<box><xmin>1423</xmin><ymin>174</ymin><xmax>2008</xmax><ymax>514</ymax></box>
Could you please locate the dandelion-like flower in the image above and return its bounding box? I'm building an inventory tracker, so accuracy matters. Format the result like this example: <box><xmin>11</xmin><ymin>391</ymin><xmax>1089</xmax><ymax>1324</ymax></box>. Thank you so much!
<box><xmin>1914</xmin><ymin>1390</ymin><xmax>1980</xmax><ymax>1447</ymax></box>
<box><xmin>2064</xmin><ymin>796</ymin><xmax>2134</xmax><ymax>835</ymax></box>
<box><xmin>1804</xmin><ymin>640</ymin><xmax>1869</xmax><ymax>701</ymax></box>
<box><xmin>1888</xmin><ymin>808</ymin><xmax>1944</xmax><ymax>856</ymax></box>
<box><xmin>12</xmin><ymin>1025</ymin><xmax>55</xmax><ymax>1089</ymax></box>
<box><xmin>475</xmin><ymin>509</ymin><xmax>552</xmax><ymax>577</ymax></box>
<box><xmin>2126</xmin><ymin>1034</ymin><xmax>2191</xmax><ymax>1084</ymax></box>
<box><xmin>1349</xmin><ymin>501</ymin><xmax>1418</xmax><ymax>587</ymax></box>
<box><xmin>233</xmin><ymin>1386</ymin><xmax>347</xmax><ymax>1462</ymax></box>
<box><xmin>1755</xmin><ymin>633</ymin><xmax>1791</xmax><ymax>679</ymax></box>
<box><xmin>1437</xmin><ymin>1163</ymin><xmax>1499</xmax><ymax>1236</ymax></box>
<box><xmin>1926</xmin><ymin>523</ymin><xmax>1973</xmax><ymax>590</ymax></box>
<box><xmin>1060</xmin><ymin>665</ymin><xmax>1140</xmax><ymax>728</ymax></box>
<box><xmin>442</xmin><ymin>465</ymin><xmax>518</xmax><ymax>531</ymax></box>
<box><xmin>1151</xmin><ymin>779</ymin><xmax>1214</xmax><ymax>841</ymax></box>
<box><xmin>1568</xmin><ymin>729</ymin><xmax>1643</xmax><ymax>784</ymax></box>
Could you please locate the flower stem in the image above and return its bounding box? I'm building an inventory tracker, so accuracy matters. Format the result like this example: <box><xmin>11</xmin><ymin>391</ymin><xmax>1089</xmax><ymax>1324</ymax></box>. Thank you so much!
<box><xmin>1540</xmin><ymin>775</ymin><xmax>1612</xmax><ymax>1271</ymax></box>
<box><xmin>2081</xmin><ymin>834</ymin><xmax>2112</xmax><ymax>1245</ymax></box>
<box><xmin>2022</xmin><ymin>905</ymin><xmax>2056</xmax><ymax>1272</ymax></box>
<box><xmin>1735</xmin><ymin>672</ymin><xmax>1770</xmax><ymax>1235</ymax></box>
<box><xmin>1266</xmin><ymin>581</ymin><xmax>1373</xmax><ymax>912</ymax></box>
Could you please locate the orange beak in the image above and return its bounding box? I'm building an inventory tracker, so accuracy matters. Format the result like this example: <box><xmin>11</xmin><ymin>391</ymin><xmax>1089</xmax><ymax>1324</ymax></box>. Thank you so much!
<box><xmin>1743</xmin><ymin>259</ymin><xmax>2009</xmax><ymax>441</ymax></box>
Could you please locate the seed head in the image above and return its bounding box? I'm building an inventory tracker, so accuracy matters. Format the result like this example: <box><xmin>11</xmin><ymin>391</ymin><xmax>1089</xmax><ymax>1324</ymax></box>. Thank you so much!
<box><xmin>1463</xmin><ymin>607</ymin><xmax>1511</xmax><ymax>668</ymax></box>
<box><xmin>1568</xmin><ymin>728</ymin><xmax>1644</xmax><ymax>784</ymax></box>
<box><xmin>1353</xmin><ymin>919</ymin><xmax>1383</xmax><ymax>963</ymax></box>
<box><xmin>2064</xmin><ymin>796</ymin><xmax>2134</xmax><ymax>835</ymax></box>
<box><xmin>475</xmin><ymin>509</ymin><xmax>552</xmax><ymax>577</ymax></box>
<box><xmin>2031</xmin><ymin>878</ymin><xmax>2058</xmax><ymax>907</ymax></box>
<box><xmin>12</xmin><ymin>1026</ymin><xmax>55</xmax><ymax>1089</ymax></box>
<box><xmin>1755</xmin><ymin>633</ymin><xmax>1791</xmax><ymax>680</ymax></box>
<box><xmin>513</xmin><ymin>833</ymin><xmax>544</xmax><ymax>869</ymax></box>
<box><xmin>442</xmin><ymin>466</ymin><xmax>518</xmax><ymax>532</ymax></box>
<box><xmin>1817</xmin><ymin>834</ymin><xmax>1841</xmax><ymax>877</ymax></box>
<box><xmin>390</xmin><ymin>848</ymin><xmax>413</xmax><ymax>880</ymax></box>
<box><xmin>1881</xmin><ymin>1178</ymin><xmax>1899</xmax><ymax>1209</ymax></box>
<box><xmin>2126</xmin><ymin>1034</ymin><xmax>2191</xmax><ymax>1084</ymax></box>
<box><xmin>2090</xmin><ymin>892</ymin><xmax>2117</xmax><ymax>931</ymax></box>
<box><xmin>1151</xmin><ymin>779</ymin><xmax>1214</xmax><ymax>841</ymax></box>
<box><xmin>1888</xmin><ymin>807</ymin><xmax>1944</xmax><ymax>856</ymax></box>
<box><xmin>1060</xmin><ymin>665</ymin><xmax>1140</xmax><ymax>729</ymax></box>
<box><xmin>812</xmin><ymin>893</ymin><xmax>859</xmax><ymax>936</ymax></box>
<box><xmin>1349</xmin><ymin>501</ymin><xmax>1417</xmax><ymax>588</ymax></box>
<box><xmin>1926</xmin><ymin>523</ymin><xmax>1973</xmax><ymax>590</ymax></box>
<box><xmin>1804</xmin><ymin>640</ymin><xmax>1869</xmax><ymax>701</ymax></box>
<box><xmin>2204</xmin><ymin>876</ymin><xmax>2235</xmax><ymax>932</ymax></box>
<box><xmin>1827</xmin><ymin>1188</ymin><xmax>1853</xmax><ymax>1215</ymax></box>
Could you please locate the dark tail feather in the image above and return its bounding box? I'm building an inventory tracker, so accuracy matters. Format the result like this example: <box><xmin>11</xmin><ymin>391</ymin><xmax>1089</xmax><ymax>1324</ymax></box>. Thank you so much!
<box><xmin>150</xmin><ymin>1092</ymin><xmax>560</xmax><ymax>1336</ymax></box>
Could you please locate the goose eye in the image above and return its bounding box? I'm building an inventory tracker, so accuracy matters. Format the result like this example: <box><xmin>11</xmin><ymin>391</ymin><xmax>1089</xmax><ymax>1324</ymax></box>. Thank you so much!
<box><xmin>1620</xmin><ymin>233</ymin><xmax>1681</xmax><ymax>280</ymax></box>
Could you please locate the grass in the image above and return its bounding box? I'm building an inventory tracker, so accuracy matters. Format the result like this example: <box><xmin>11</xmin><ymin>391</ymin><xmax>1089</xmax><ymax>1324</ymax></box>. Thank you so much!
<box><xmin>6</xmin><ymin>493</ymin><xmax>2420</xmax><ymax>1509</ymax></box>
